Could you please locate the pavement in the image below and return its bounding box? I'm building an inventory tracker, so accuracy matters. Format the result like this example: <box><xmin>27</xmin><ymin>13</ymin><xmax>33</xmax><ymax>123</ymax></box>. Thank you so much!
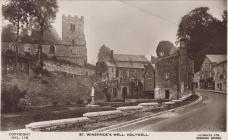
<box><xmin>196</xmin><ymin>89</ymin><xmax>226</xmax><ymax>95</ymax></box>
<box><xmin>102</xmin><ymin>90</ymin><xmax>226</xmax><ymax>132</ymax></box>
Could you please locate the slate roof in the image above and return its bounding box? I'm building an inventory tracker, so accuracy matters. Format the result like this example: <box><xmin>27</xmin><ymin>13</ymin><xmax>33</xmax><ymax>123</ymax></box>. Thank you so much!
<box><xmin>113</xmin><ymin>54</ymin><xmax>149</xmax><ymax>62</ymax></box>
<box><xmin>105</xmin><ymin>61</ymin><xmax>116</xmax><ymax>67</ymax></box>
<box><xmin>115</xmin><ymin>62</ymin><xmax>145</xmax><ymax>69</ymax></box>
<box><xmin>206</xmin><ymin>55</ymin><xmax>227</xmax><ymax>64</ymax></box>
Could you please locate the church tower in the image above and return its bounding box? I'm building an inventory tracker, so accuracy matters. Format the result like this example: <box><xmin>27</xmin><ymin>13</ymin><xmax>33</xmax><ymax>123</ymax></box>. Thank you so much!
<box><xmin>62</xmin><ymin>15</ymin><xmax>86</xmax><ymax>46</ymax></box>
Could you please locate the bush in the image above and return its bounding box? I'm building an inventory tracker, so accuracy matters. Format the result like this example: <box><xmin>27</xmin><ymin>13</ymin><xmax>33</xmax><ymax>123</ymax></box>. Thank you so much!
<box><xmin>1</xmin><ymin>85</ymin><xmax>28</xmax><ymax>112</ymax></box>
<box><xmin>52</xmin><ymin>101</ymin><xmax>58</xmax><ymax>106</ymax></box>
<box><xmin>76</xmin><ymin>98</ymin><xmax>84</xmax><ymax>104</ymax></box>
<box><xmin>87</xmin><ymin>98</ymin><xmax>92</xmax><ymax>104</ymax></box>
<box><xmin>65</xmin><ymin>101</ymin><xmax>71</xmax><ymax>105</ymax></box>
<box><xmin>17</xmin><ymin>95</ymin><xmax>31</xmax><ymax>111</ymax></box>
<box><xmin>41</xmin><ymin>79</ymin><xmax>48</xmax><ymax>84</ymax></box>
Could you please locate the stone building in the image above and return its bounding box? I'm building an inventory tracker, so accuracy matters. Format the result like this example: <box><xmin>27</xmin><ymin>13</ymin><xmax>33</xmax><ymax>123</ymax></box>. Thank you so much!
<box><xmin>197</xmin><ymin>55</ymin><xmax>226</xmax><ymax>90</ymax></box>
<box><xmin>155</xmin><ymin>39</ymin><xmax>194</xmax><ymax>100</ymax></box>
<box><xmin>96</xmin><ymin>51</ymin><xmax>155</xmax><ymax>100</ymax></box>
<box><xmin>213</xmin><ymin>60</ymin><xmax>227</xmax><ymax>92</ymax></box>
<box><xmin>193</xmin><ymin>71</ymin><xmax>200</xmax><ymax>89</ymax></box>
<box><xmin>62</xmin><ymin>15</ymin><xmax>86</xmax><ymax>46</ymax></box>
<box><xmin>2</xmin><ymin>15</ymin><xmax>90</xmax><ymax>75</ymax></box>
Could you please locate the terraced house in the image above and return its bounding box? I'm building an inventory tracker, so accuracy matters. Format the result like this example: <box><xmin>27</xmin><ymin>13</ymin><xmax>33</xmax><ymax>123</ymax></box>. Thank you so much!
<box><xmin>96</xmin><ymin>51</ymin><xmax>155</xmax><ymax>101</ymax></box>
<box><xmin>196</xmin><ymin>55</ymin><xmax>226</xmax><ymax>91</ymax></box>
<box><xmin>213</xmin><ymin>60</ymin><xmax>227</xmax><ymax>92</ymax></box>
<box><xmin>198</xmin><ymin>55</ymin><xmax>226</xmax><ymax>90</ymax></box>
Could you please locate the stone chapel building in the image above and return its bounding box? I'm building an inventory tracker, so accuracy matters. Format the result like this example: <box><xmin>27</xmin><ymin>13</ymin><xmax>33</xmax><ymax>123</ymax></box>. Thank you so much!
<box><xmin>155</xmin><ymin>39</ymin><xmax>194</xmax><ymax>100</ymax></box>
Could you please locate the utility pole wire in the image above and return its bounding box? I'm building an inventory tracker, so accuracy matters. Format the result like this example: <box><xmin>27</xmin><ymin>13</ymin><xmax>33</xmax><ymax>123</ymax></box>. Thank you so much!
<box><xmin>119</xmin><ymin>0</ymin><xmax>178</xmax><ymax>26</ymax></box>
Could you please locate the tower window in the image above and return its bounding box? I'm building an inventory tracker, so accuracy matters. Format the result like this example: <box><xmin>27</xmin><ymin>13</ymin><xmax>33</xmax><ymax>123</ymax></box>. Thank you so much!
<box><xmin>70</xmin><ymin>23</ymin><xmax>75</xmax><ymax>32</ymax></box>
<box><xmin>164</xmin><ymin>73</ymin><xmax>169</xmax><ymax>80</ymax></box>
<box><xmin>72</xmin><ymin>39</ymin><xmax>75</xmax><ymax>44</ymax></box>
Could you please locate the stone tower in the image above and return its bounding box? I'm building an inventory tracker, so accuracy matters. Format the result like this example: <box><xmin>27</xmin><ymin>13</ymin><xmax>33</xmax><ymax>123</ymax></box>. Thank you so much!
<box><xmin>62</xmin><ymin>15</ymin><xmax>86</xmax><ymax>46</ymax></box>
<box><xmin>61</xmin><ymin>15</ymin><xmax>87</xmax><ymax>66</ymax></box>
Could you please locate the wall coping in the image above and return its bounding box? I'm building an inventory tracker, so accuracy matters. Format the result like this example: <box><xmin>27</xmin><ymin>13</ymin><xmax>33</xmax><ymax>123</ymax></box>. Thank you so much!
<box><xmin>83</xmin><ymin>110</ymin><xmax>122</xmax><ymax>117</ymax></box>
<box><xmin>138</xmin><ymin>102</ymin><xmax>159</xmax><ymax>106</ymax></box>
<box><xmin>163</xmin><ymin>101</ymin><xmax>175</xmax><ymax>105</ymax></box>
<box><xmin>25</xmin><ymin>117</ymin><xmax>89</xmax><ymax>129</ymax></box>
<box><xmin>117</xmin><ymin>106</ymin><xmax>143</xmax><ymax>111</ymax></box>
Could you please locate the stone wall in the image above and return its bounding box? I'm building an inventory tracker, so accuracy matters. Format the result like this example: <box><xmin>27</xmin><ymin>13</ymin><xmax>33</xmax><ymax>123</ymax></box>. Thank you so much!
<box><xmin>44</xmin><ymin>60</ymin><xmax>95</xmax><ymax>76</ymax></box>
<box><xmin>2</xmin><ymin>42</ymin><xmax>87</xmax><ymax>66</ymax></box>
<box><xmin>155</xmin><ymin>49</ymin><xmax>194</xmax><ymax>100</ymax></box>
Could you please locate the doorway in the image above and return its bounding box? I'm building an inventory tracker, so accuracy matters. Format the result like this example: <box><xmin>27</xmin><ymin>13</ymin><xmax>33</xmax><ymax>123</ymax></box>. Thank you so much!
<box><xmin>220</xmin><ymin>83</ymin><xmax>222</xmax><ymax>91</ymax></box>
<box><xmin>165</xmin><ymin>90</ymin><xmax>170</xmax><ymax>99</ymax></box>
<box><xmin>122</xmin><ymin>87</ymin><xmax>128</xmax><ymax>100</ymax></box>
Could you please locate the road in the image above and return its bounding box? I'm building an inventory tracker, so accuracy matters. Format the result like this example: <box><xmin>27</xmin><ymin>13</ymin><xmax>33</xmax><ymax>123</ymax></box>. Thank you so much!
<box><xmin>110</xmin><ymin>90</ymin><xmax>226</xmax><ymax>132</ymax></box>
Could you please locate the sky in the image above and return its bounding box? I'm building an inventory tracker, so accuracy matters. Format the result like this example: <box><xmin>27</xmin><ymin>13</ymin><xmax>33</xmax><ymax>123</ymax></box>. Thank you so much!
<box><xmin>2</xmin><ymin>0</ymin><xmax>226</xmax><ymax>64</ymax></box>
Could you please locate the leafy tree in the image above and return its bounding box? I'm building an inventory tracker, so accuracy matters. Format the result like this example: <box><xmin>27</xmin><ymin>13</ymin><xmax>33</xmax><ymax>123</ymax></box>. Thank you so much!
<box><xmin>97</xmin><ymin>45</ymin><xmax>112</xmax><ymax>61</ymax></box>
<box><xmin>2</xmin><ymin>24</ymin><xmax>60</xmax><ymax>44</ymax></box>
<box><xmin>1</xmin><ymin>24</ymin><xmax>16</xmax><ymax>42</ymax></box>
<box><xmin>177</xmin><ymin>7</ymin><xmax>227</xmax><ymax>72</ymax></box>
<box><xmin>156</xmin><ymin>41</ymin><xmax>176</xmax><ymax>58</ymax></box>
<box><xmin>20</xmin><ymin>27</ymin><xmax>31</xmax><ymax>43</ymax></box>
<box><xmin>3</xmin><ymin>0</ymin><xmax>34</xmax><ymax>69</ymax></box>
<box><xmin>30</xmin><ymin>27</ymin><xmax>61</xmax><ymax>44</ymax></box>
<box><xmin>31</xmin><ymin>0</ymin><xmax>58</xmax><ymax>59</ymax></box>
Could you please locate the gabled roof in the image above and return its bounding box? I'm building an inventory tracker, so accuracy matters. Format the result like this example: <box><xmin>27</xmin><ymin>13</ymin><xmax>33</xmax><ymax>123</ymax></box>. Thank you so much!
<box><xmin>206</xmin><ymin>55</ymin><xmax>227</xmax><ymax>64</ymax></box>
<box><xmin>113</xmin><ymin>54</ymin><xmax>149</xmax><ymax>62</ymax></box>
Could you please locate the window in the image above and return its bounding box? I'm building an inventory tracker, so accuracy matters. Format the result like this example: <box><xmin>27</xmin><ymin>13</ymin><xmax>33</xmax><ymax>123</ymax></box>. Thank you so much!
<box><xmin>23</xmin><ymin>46</ymin><xmax>30</xmax><ymax>52</ymax></box>
<box><xmin>72</xmin><ymin>39</ymin><xmax>75</xmax><ymax>44</ymax></box>
<box><xmin>219</xmin><ymin>75</ymin><xmax>223</xmax><ymax>80</ymax></box>
<box><xmin>49</xmin><ymin>45</ymin><xmax>55</xmax><ymax>54</ymax></box>
<box><xmin>160</xmin><ymin>51</ymin><xmax>164</xmax><ymax>57</ymax></box>
<box><xmin>164</xmin><ymin>73</ymin><xmax>169</xmax><ymax>80</ymax></box>
<box><xmin>113</xmin><ymin>88</ymin><xmax>117</xmax><ymax>97</ymax></box>
<box><xmin>70</xmin><ymin>23</ymin><xmax>75</xmax><ymax>32</ymax></box>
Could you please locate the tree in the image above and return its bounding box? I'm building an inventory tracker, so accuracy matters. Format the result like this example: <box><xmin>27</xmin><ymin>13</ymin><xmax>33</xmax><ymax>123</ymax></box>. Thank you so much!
<box><xmin>3</xmin><ymin>0</ymin><xmax>34</xmax><ymax>73</ymax></box>
<box><xmin>177</xmin><ymin>7</ymin><xmax>227</xmax><ymax>72</ymax></box>
<box><xmin>97</xmin><ymin>45</ymin><xmax>112</xmax><ymax>61</ymax></box>
<box><xmin>31</xmin><ymin>0</ymin><xmax>58</xmax><ymax>59</ymax></box>
<box><xmin>30</xmin><ymin>27</ymin><xmax>61</xmax><ymax>44</ymax></box>
<box><xmin>20</xmin><ymin>27</ymin><xmax>31</xmax><ymax>43</ymax></box>
<box><xmin>1</xmin><ymin>24</ymin><xmax>16</xmax><ymax>42</ymax></box>
<box><xmin>156</xmin><ymin>41</ymin><xmax>176</xmax><ymax>58</ymax></box>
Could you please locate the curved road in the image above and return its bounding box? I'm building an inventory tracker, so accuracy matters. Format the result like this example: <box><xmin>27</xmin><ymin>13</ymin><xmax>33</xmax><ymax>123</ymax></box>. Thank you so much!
<box><xmin>111</xmin><ymin>90</ymin><xmax>226</xmax><ymax>132</ymax></box>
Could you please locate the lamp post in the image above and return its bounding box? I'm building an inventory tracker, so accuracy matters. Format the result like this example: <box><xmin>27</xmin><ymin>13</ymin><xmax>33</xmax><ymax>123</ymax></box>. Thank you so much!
<box><xmin>177</xmin><ymin>38</ymin><xmax>187</xmax><ymax>99</ymax></box>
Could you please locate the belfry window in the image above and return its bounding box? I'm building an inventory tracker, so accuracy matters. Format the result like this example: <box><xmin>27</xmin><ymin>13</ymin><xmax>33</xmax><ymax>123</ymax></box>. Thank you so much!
<box><xmin>70</xmin><ymin>23</ymin><xmax>75</xmax><ymax>32</ymax></box>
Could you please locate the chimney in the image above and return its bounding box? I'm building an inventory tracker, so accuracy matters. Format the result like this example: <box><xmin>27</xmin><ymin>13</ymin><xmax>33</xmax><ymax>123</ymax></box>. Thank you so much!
<box><xmin>180</xmin><ymin>38</ymin><xmax>187</xmax><ymax>48</ymax></box>
<box><xmin>111</xmin><ymin>50</ymin><xmax>114</xmax><ymax>62</ymax></box>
